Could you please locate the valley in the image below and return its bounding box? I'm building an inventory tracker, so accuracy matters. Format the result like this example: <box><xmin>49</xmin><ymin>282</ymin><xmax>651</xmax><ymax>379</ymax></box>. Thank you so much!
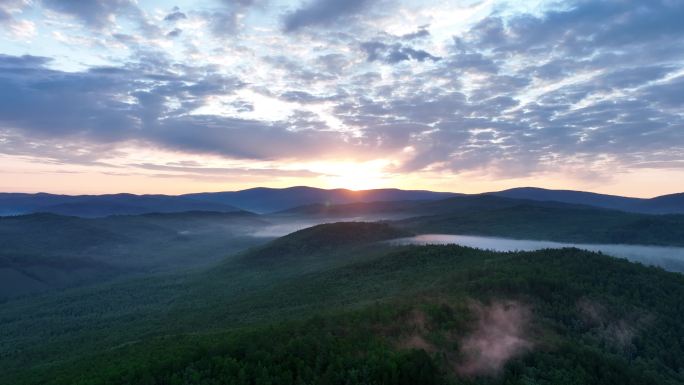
<box><xmin>2</xmin><ymin>222</ymin><xmax>684</xmax><ymax>384</ymax></box>
<box><xmin>2</xmin><ymin>189</ymin><xmax>684</xmax><ymax>384</ymax></box>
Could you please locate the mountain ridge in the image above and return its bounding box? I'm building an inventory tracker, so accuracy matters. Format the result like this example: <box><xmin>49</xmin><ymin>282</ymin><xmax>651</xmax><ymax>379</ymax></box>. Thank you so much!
<box><xmin>183</xmin><ymin>186</ymin><xmax>461</xmax><ymax>213</ymax></box>
<box><xmin>2</xmin><ymin>186</ymin><xmax>684</xmax><ymax>216</ymax></box>
<box><xmin>490</xmin><ymin>187</ymin><xmax>684</xmax><ymax>214</ymax></box>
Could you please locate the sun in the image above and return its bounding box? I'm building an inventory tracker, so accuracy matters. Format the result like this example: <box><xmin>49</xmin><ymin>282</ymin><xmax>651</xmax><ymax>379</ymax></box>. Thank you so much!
<box><xmin>329</xmin><ymin>173</ymin><xmax>382</xmax><ymax>191</ymax></box>
<box><xmin>314</xmin><ymin>161</ymin><xmax>391</xmax><ymax>191</ymax></box>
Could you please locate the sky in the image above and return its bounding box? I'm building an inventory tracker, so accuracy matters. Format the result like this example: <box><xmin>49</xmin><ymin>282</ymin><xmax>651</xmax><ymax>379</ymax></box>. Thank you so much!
<box><xmin>0</xmin><ymin>0</ymin><xmax>683</xmax><ymax>196</ymax></box>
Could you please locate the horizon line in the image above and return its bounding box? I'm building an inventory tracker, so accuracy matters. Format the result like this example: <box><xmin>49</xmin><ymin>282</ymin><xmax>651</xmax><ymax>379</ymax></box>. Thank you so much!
<box><xmin>0</xmin><ymin>185</ymin><xmax>680</xmax><ymax>200</ymax></box>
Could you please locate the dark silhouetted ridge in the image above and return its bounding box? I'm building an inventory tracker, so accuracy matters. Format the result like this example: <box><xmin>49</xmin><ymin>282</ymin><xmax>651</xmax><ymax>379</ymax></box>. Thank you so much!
<box><xmin>240</xmin><ymin>222</ymin><xmax>411</xmax><ymax>264</ymax></box>
<box><xmin>490</xmin><ymin>187</ymin><xmax>684</xmax><ymax>214</ymax></box>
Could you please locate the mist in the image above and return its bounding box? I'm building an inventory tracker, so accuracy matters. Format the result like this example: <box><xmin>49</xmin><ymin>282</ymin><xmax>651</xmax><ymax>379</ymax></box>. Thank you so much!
<box><xmin>457</xmin><ymin>301</ymin><xmax>533</xmax><ymax>377</ymax></box>
<box><xmin>393</xmin><ymin>234</ymin><xmax>684</xmax><ymax>273</ymax></box>
<box><xmin>253</xmin><ymin>213</ymin><xmax>409</xmax><ymax>238</ymax></box>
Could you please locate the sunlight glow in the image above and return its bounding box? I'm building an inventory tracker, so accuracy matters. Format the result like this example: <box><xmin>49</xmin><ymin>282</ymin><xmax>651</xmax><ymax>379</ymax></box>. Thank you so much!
<box><xmin>310</xmin><ymin>160</ymin><xmax>393</xmax><ymax>191</ymax></box>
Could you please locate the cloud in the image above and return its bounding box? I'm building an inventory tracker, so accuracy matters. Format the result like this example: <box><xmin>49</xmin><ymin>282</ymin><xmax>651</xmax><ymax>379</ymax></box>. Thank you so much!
<box><xmin>0</xmin><ymin>0</ymin><xmax>30</xmax><ymax>23</ymax></box>
<box><xmin>41</xmin><ymin>0</ymin><xmax>137</xmax><ymax>29</ymax></box>
<box><xmin>0</xmin><ymin>4</ymin><xmax>17</xmax><ymax>24</ymax></box>
<box><xmin>361</xmin><ymin>41</ymin><xmax>440</xmax><ymax>63</ymax></box>
<box><xmin>345</xmin><ymin>0</ymin><xmax>684</xmax><ymax>176</ymax></box>
<box><xmin>166</xmin><ymin>28</ymin><xmax>182</xmax><ymax>38</ymax></box>
<box><xmin>641</xmin><ymin>75</ymin><xmax>684</xmax><ymax>108</ymax></box>
<box><xmin>131</xmin><ymin>162</ymin><xmax>322</xmax><ymax>179</ymax></box>
<box><xmin>283</xmin><ymin>0</ymin><xmax>372</xmax><ymax>32</ymax></box>
<box><xmin>0</xmin><ymin>60</ymin><xmax>138</xmax><ymax>141</ymax></box>
<box><xmin>148</xmin><ymin>115</ymin><xmax>351</xmax><ymax>160</ymax></box>
<box><xmin>467</xmin><ymin>0</ymin><xmax>684</xmax><ymax>54</ymax></box>
<box><xmin>2</xmin><ymin>0</ymin><xmax>684</xmax><ymax>183</ymax></box>
<box><xmin>0</xmin><ymin>53</ymin><xmax>355</xmax><ymax>164</ymax></box>
<box><xmin>0</xmin><ymin>54</ymin><xmax>51</xmax><ymax>68</ymax></box>
<box><xmin>0</xmin><ymin>0</ymin><xmax>33</xmax><ymax>38</ymax></box>
<box><xmin>206</xmin><ymin>0</ymin><xmax>262</xmax><ymax>36</ymax></box>
<box><xmin>0</xmin><ymin>130</ymin><xmax>124</xmax><ymax>167</ymax></box>
<box><xmin>40</xmin><ymin>0</ymin><xmax>165</xmax><ymax>40</ymax></box>
<box><xmin>399</xmin><ymin>25</ymin><xmax>430</xmax><ymax>40</ymax></box>
<box><xmin>163</xmin><ymin>7</ymin><xmax>187</xmax><ymax>22</ymax></box>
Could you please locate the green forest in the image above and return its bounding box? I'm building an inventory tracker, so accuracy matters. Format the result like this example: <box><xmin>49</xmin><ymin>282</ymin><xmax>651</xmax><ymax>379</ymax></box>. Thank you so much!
<box><xmin>2</xmin><ymin>223</ymin><xmax>684</xmax><ymax>384</ymax></box>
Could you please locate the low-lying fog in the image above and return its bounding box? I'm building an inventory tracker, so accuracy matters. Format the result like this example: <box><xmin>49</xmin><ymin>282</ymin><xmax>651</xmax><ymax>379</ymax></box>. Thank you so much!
<box><xmin>250</xmin><ymin>220</ymin><xmax>327</xmax><ymax>238</ymax></box>
<box><xmin>200</xmin><ymin>215</ymin><xmax>684</xmax><ymax>274</ymax></box>
<box><xmin>392</xmin><ymin>234</ymin><xmax>684</xmax><ymax>273</ymax></box>
<box><xmin>253</xmin><ymin>214</ymin><xmax>407</xmax><ymax>238</ymax></box>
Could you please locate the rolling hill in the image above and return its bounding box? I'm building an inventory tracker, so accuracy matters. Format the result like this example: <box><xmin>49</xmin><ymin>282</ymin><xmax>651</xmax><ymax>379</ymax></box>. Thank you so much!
<box><xmin>399</xmin><ymin>201</ymin><xmax>684</xmax><ymax>247</ymax></box>
<box><xmin>491</xmin><ymin>187</ymin><xmax>684</xmax><ymax>214</ymax></box>
<box><xmin>184</xmin><ymin>186</ymin><xmax>461</xmax><ymax>213</ymax></box>
<box><xmin>5</xmin><ymin>192</ymin><xmax>684</xmax><ymax>300</ymax></box>
<box><xmin>0</xmin><ymin>187</ymin><xmax>458</xmax><ymax>217</ymax></box>
<box><xmin>280</xmin><ymin>195</ymin><xmax>684</xmax><ymax>247</ymax></box>
<box><xmin>0</xmin><ymin>211</ymin><xmax>271</xmax><ymax>299</ymax></box>
<box><xmin>0</xmin><ymin>193</ymin><xmax>241</xmax><ymax>217</ymax></box>
<box><xmin>2</xmin><ymin>222</ymin><xmax>684</xmax><ymax>384</ymax></box>
<box><xmin>3</xmin><ymin>187</ymin><xmax>684</xmax><ymax>217</ymax></box>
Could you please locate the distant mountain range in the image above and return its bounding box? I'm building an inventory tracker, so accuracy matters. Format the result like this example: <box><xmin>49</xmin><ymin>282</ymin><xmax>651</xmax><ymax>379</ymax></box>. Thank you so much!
<box><xmin>3</xmin><ymin>189</ymin><xmax>684</xmax><ymax>299</ymax></box>
<box><xmin>0</xmin><ymin>187</ymin><xmax>460</xmax><ymax>217</ymax></box>
<box><xmin>0</xmin><ymin>211</ymin><xmax>270</xmax><ymax>299</ymax></box>
<box><xmin>184</xmin><ymin>186</ymin><xmax>460</xmax><ymax>213</ymax></box>
<box><xmin>490</xmin><ymin>187</ymin><xmax>684</xmax><ymax>214</ymax></box>
<box><xmin>1</xmin><ymin>186</ymin><xmax>683</xmax><ymax>217</ymax></box>
<box><xmin>0</xmin><ymin>193</ymin><xmax>240</xmax><ymax>217</ymax></box>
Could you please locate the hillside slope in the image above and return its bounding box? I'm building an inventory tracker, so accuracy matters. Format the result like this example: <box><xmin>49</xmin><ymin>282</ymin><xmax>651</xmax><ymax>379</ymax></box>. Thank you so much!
<box><xmin>400</xmin><ymin>203</ymin><xmax>684</xmax><ymax>246</ymax></box>
<box><xmin>184</xmin><ymin>186</ymin><xmax>460</xmax><ymax>213</ymax></box>
<box><xmin>0</xmin><ymin>193</ymin><xmax>240</xmax><ymax>217</ymax></box>
<box><xmin>2</xmin><ymin>222</ymin><xmax>684</xmax><ymax>384</ymax></box>
<box><xmin>0</xmin><ymin>211</ymin><xmax>270</xmax><ymax>299</ymax></box>
<box><xmin>282</xmin><ymin>196</ymin><xmax>684</xmax><ymax>247</ymax></box>
<box><xmin>491</xmin><ymin>187</ymin><xmax>684</xmax><ymax>214</ymax></box>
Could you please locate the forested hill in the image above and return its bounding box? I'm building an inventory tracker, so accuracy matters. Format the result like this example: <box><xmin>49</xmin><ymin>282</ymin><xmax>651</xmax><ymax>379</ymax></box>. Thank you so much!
<box><xmin>0</xmin><ymin>193</ymin><xmax>241</xmax><ymax>217</ymax></box>
<box><xmin>183</xmin><ymin>186</ymin><xmax>460</xmax><ymax>213</ymax></box>
<box><xmin>280</xmin><ymin>195</ymin><xmax>684</xmax><ymax>247</ymax></box>
<box><xmin>5</xmin><ymin>194</ymin><xmax>684</xmax><ymax>302</ymax></box>
<box><xmin>491</xmin><ymin>187</ymin><xmax>684</xmax><ymax>214</ymax></box>
<box><xmin>0</xmin><ymin>211</ymin><xmax>271</xmax><ymax>299</ymax></box>
<box><xmin>399</xmin><ymin>202</ymin><xmax>684</xmax><ymax>247</ymax></box>
<box><xmin>249</xmin><ymin>222</ymin><xmax>411</xmax><ymax>256</ymax></box>
<box><xmin>3</xmin><ymin>222</ymin><xmax>684</xmax><ymax>384</ymax></box>
<box><xmin>0</xmin><ymin>187</ymin><xmax>459</xmax><ymax>216</ymax></box>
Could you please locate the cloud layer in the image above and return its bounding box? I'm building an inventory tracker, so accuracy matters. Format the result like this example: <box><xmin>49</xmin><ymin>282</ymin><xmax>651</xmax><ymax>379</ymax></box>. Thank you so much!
<box><xmin>0</xmin><ymin>0</ymin><xmax>683</xmax><ymax>189</ymax></box>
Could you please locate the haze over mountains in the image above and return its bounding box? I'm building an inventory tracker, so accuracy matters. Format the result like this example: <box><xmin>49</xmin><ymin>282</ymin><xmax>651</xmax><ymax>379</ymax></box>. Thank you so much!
<box><xmin>5</xmin><ymin>221</ymin><xmax>684</xmax><ymax>384</ymax></box>
<box><xmin>0</xmin><ymin>193</ymin><xmax>240</xmax><ymax>217</ymax></box>
<box><xmin>184</xmin><ymin>187</ymin><xmax>461</xmax><ymax>213</ymax></box>
<box><xmin>491</xmin><ymin>187</ymin><xmax>684</xmax><ymax>214</ymax></box>
<box><xmin>2</xmin><ymin>186</ymin><xmax>684</xmax><ymax>217</ymax></box>
<box><xmin>0</xmin><ymin>211</ymin><xmax>269</xmax><ymax>299</ymax></box>
<box><xmin>4</xmin><ymin>185</ymin><xmax>684</xmax><ymax>301</ymax></box>
<box><xmin>0</xmin><ymin>187</ymin><xmax>459</xmax><ymax>217</ymax></box>
<box><xmin>3</xmin><ymin>186</ymin><xmax>684</xmax><ymax>384</ymax></box>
